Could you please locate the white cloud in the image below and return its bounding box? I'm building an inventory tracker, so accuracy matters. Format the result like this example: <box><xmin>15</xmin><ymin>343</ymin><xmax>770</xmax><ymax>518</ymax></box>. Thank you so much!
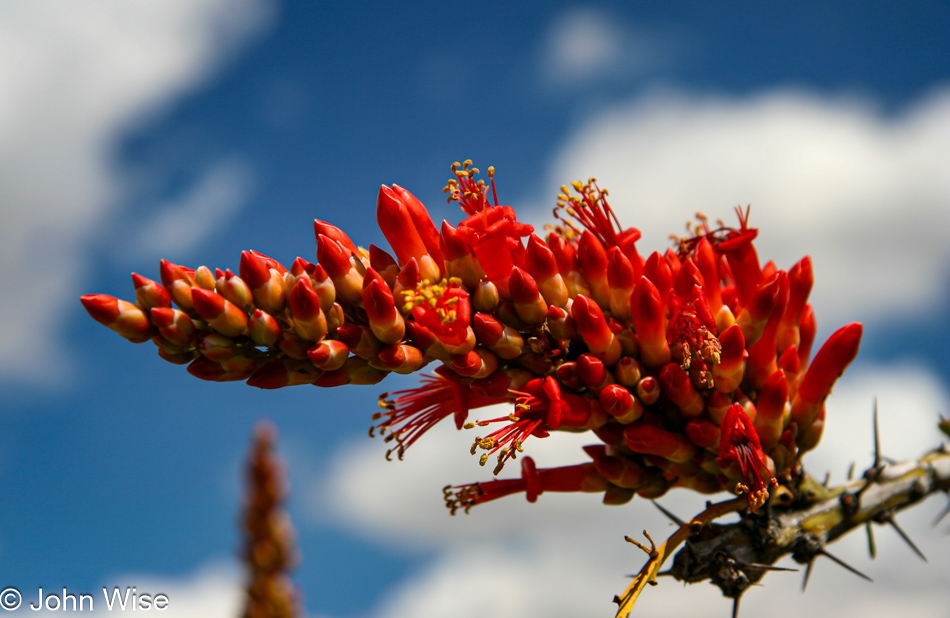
<box><xmin>130</xmin><ymin>157</ymin><xmax>255</xmax><ymax>258</ymax></box>
<box><xmin>538</xmin><ymin>7</ymin><xmax>670</xmax><ymax>87</ymax></box>
<box><xmin>316</xmin><ymin>364</ymin><xmax>950</xmax><ymax>618</ymax></box>
<box><xmin>0</xmin><ymin>0</ymin><xmax>272</xmax><ymax>380</ymax></box>
<box><xmin>525</xmin><ymin>88</ymin><xmax>950</xmax><ymax>331</ymax></box>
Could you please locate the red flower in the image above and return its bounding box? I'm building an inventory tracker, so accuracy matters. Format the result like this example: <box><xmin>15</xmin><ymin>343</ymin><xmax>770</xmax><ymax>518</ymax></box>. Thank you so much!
<box><xmin>372</xmin><ymin>366</ymin><xmax>506</xmax><ymax>459</ymax></box>
<box><xmin>401</xmin><ymin>279</ymin><xmax>471</xmax><ymax>347</ymax></box>
<box><xmin>717</xmin><ymin>403</ymin><xmax>776</xmax><ymax>512</ymax></box>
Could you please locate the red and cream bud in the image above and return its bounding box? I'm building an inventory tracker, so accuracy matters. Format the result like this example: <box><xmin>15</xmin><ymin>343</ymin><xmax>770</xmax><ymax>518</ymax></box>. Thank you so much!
<box><xmin>316</xmin><ymin>235</ymin><xmax>364</xmax><ymax>306</ymax></box>
<box><xmin>160</xmin><ymin>260</ymin><xmax>197</xmax><ymax>311</ymax></box>
<box><xmin>754</xmin><ymin>369</ymin><xmax>788</xmax><ymax>450</ymax></box>
<box><xmin>191</xmin><ymin>288</ymin><xmax>248</xmax><ymax>338</ymax></box>
<box><xmin>363</xmin><ymin>278</ymin><xmax>405</xmax><ymax>345</ymax></box>
<box><xmin>240</xmin><ymin>251</ymin><xmax>286</xmax><ymax>315</ymax></box>
<box><xmin>313</xmin><ymin>218</ymin><xmax>358</xmax><ymax>254</ymax></box>
<box><xmin>471</xmin><ymin>314</ymin><xmax>524</xmax><ymax>360</ymax></box>
<box><xmin>132</xmin><ymin>273</ymin><xmax>171</xmax><ymax>311</ymax></box>
<box><xmin>81</xmin><ymin>294</ymin><xmax>152</xmax><ymax>342</ymax></box>
<box><xmin>607</xmin><ymin>247</ymin><xmax>636</xmax><ymax>320</ymax></box>
<box><xmin>288</xmin><ymin>277</ymin><xmax>327</xmax><ymax>342</ymax></box>
<box><xmin>578</xmin><ymin>231</ymin><xmax>610</xmax><ymax>309</ymax></box>
<box><xmin>150</xmin><ymin>307</ymin><xmax>197</xmax><ymax>347</ymax></box>
<box><xmin>247</xmin><ymin>309</ymin><xmax>280</xmax><ymax>347</ymax></box>
<box><xmin>307</xmin><ymin>339</ymin><xmax>349</xmax><ymax>371</ymax></box>
<box><xmin>623</xmin><ymin>423</ymin><xmax>696</xmax><ymax>463</ymax></box>
<box><xmin>659</xmin><ymin>363</ymin><xmax>705</xmax><ymax>417</ymax></box>
<box><xmin>374</xmin><ymin>343</ymin><xmax>427</xmax><ymax>374</ymax></box>
<box><xmin>508</xmin><ymin>267</ymin><xmax>547</xmax><ymax>325</ymax></box>
<box><xmin>599</xmin><ymin>384</ymin><xmax>643</xmax><ymax>424</ymax></box>
<box><xmin>572</xmin><ymin>295</ymin><xmax>621</xmax><ymax>365</ymax></box>
<box><xmin>713</xmin><ymin>324</ymin><xmax>745</xmax><ymax>393</ymax></box>
<box><xmin>525</xmin><ymin>235</ymin><xmax>568</xmax><ymax>307</ymax></box>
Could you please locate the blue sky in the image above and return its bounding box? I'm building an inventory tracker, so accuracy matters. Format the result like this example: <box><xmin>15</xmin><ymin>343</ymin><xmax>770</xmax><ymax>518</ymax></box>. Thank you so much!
<box><xmin>2</xmin><ymin>2</ymin><xmax>950</xmax><ymax>617</ymax></box>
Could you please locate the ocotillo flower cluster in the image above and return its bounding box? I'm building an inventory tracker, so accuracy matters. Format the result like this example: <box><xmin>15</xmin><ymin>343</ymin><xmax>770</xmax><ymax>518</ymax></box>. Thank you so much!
<box><xmin>82</xmin><ymin>161</ymin><xmax>862</xmax><ymax>514</ymax></box>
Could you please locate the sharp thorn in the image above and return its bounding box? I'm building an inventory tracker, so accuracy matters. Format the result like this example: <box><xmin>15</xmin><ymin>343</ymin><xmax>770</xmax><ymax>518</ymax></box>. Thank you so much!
<box><xmin>886</xmin><ymin>515</ymin><xmax>928</xmax><ymax>562</ymax></box>
<box><xmin>655</xmin><ymin>570</ymin><xmax>675</xmax><ymax>577</ymax></box>
<box><xmin>822</xmin><ymin>471</ymin><xmax>831</xmax><ymax>487</ymax></box>
<box><xmin>847</xmin><ymin>461</ymin><xmax>855</xmax><ymax>481</ymax></box>
<box><xmin>872</xmin><ymin>397</ymin><xmax>881</xmax><ymax>469</ymax></box>
<box><xmin>801</xmin><ymin>560</ymin><xmax>813</xmax><ymax>592</ymax></box>
<box><xmin>932</xmin><ymin>498</ymin><xmax>950</xmax><ymax>527</ymax></box>
<box><xmin>866</xmin><ymin>521</ymin><xmax>876</xmax><ymax>559</ymax></box>
<box><xmin>818</xmin><ymin>548</ymin><xmax>873</xmax><ymax>582</ymax></box>
<box><xmin>652</xmin><ymin>500</ymin><xmax>686</xmax><ymax>526</ymax></box>
<box><xmin>743</xmin><ymin>562</ymin><xmax>798</xmax><ymax>572</ymax></box>
<box><xmin>732</xmin><ymin>595</ymin><xmax>740</xmax><ymax>618</ymax></box>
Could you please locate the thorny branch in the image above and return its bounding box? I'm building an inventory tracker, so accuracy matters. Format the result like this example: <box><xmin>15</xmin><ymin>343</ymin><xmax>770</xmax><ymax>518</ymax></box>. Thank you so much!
<box><xmin>614</xmin><ymin>445</ymin><xmax>950</xmax><ymax>617</ymax></box>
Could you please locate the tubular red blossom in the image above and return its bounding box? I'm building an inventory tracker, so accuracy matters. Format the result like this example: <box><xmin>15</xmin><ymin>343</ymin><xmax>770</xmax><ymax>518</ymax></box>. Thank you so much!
<box><xmin>798</xmin><ymin>303</ymin><xmax>817</xmax><ymax>368</ymax></box>
<box><xmin>715</xmin><ymin>207</ymin><xmax>761</xmax><ymax>306</ymax></box>
<box><xmin>735</xmin><ymin>271</ymin><xmax>783</xmax><ymax>347</ymax></box>
<box><xmin>554</xmin><ymin>178</ymin><xmax>637</xmax><ymax>249</ymax></box>
<box><xmin>508</xmin><ymin>267</ymin><xmax>548</xmax><ymax>325</ymax></box>
<box><xmin>573</xmin><ymin>295</ymin><xmax>621</xmax><ymax>365</ymax></box>
<box><xmin>469</xmin><ymin>377</ymin><xmax>598</xmax><ymax>474</ymax></box>
<box><xmin>717</xmin><ymin>403</ymin><xmax>776</xmax><ymax>513</ymax></box>
<box><xmin>777</xmin><ymin>256</ymin><xmax>813</xmax><ymax>353</ymax></box>
<box><xmin>693</xmin><ymin>236</ymin><xmax>723</xmax><ymax>315</ymax></box>
<box><xmin>373</xmin><ymin>367</ymin><xmax>506</xmax><ymax>459</ymax></box>
<box><xmin>667</xmin><ymin>284</ymin><xmax>720</xmax><ymax>386</ymax></box>
<box><xmin>444</xmin><ymin>457</ymin><xmax>608</xmax><ymax>513</ymax></box>
<box><xmin>607</xmin><ymin>247</ymin><xmax>636</xmax><ymax>320</ymax></box>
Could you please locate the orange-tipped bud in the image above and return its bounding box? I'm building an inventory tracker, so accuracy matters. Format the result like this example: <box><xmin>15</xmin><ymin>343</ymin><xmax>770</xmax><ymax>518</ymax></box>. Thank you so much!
<box><xmin>606</xmin><ymin>247</ymin><xmax>636</xmax><ymax>320</ymax></box>
<box><xmin>307</xmin><ymin>339</ymin><xmax>349</xmax><ymax>371</ymax></box>
<box><xmin>240</xmin><ymin>251</ymin><xmax>286</xmax><ymax>315</ymax></box>
<box><xmin>642</xmin><ymin>252</ymin><xmax>672</xmax><ymax>309</ymax></box>
<box><xmin>659</xmin><ymin>363</ymin><xmax>705</xmax><ymax>417</ymax></box>
<box><xmin>217</xmin><ymin>270</ymin><xmax>253</xmax><ymax>312</ymax></box>
<box><xmin>593</xmin><ymin>455</ymin><xmax>648</xmax><ymax>489</ymax></box>
<box><xmin>247</xmin><ymin>309</ymin><xmax>279</xmax><ymax>347</ymax></box>
<box><xmin>199</xmin><ymin>332</ymin><xmax>239</xmax><ymax>363</ymax></box>
<box><xmin>545</xmin><ymin>305</ymin><xmax>575</xmax><ymax>341</ymax></box>
<box><xmin>193</xmin><ymin>266</ymin><xmax>216</xmax><ymax>290</ymax></box>
<box><xmin>81</xmin><ymin>294</ymin><xmax>152</xmax><ymax>342</ymax></box>
<box><xmin>471</xmin><ymin>314</ymin><xmax>524</xmax><ymax>360</ymax></box>
<box><xmin>316</xmin><ymin>235</ymin><xmax>364</xmax><ymax>306</ymax></box>
<box><xmin>798</xmin><ymin>304</ymin><xmax>816</xmax><ymax>368</ymax></box>
<box><xmin>745</xmin><ymin>271</ymin><xmax>788</xmax><ymax>390</ymax></box>
<box><xmin>614</xmin><ymin>356</ymin><xmax>642</xmax><ymax>388</ymax></box>
<box><xmin>693</xmin><ymin>237</ymin><xmax>722</xmax><ymax>315</ymax></box>
<box><xmin>623</xmin><ymin>423</ymin><xmax>696</xmax><ymax>463</ymax></box>
<box><xmin>572</xmin><ymin>295</ymin><xmax>621</xmax><ymax>365</ymax></box>
<box><xmin>735</xmin><ymin>272</ymin><xmax>782</xmax><ymax>347</ymax></box>
<box><xmin>777</xmin><ymin>256</ymin><xmax>813</xmax><ymax>353</ymax></box>
<box><xmin>450</xmin><ymin>347</ymin><xmax>498</xmax><ymax>379</ymax></box>
<box><xmin>192</xmin><ymin>288</ymin><xmax>248</xmax><ymax>338</ymax></box>
<box><xmin>132</xmin><ymin>273</ymin><xmax>171</xmax><ymax>311</ymax></box>
<box><xmin>289</xmin><ymin>278</ymin><xmax>327</xmax><ymax>342</ymax></box>
<box><xmin>187</xmin><ymin>356</ymin><xmax>227</xmax><ymax>382</ymax></box>
<box><xmin>685</xmin><ymin>418</ymin><xmax>721</xmax><ymax>450</ymax></box>
<box><xmin>160</xmin><ymin>259</ymin><xmax>196</xmax><ymax>311</ymax></box>
<box><xmin>391</xmin><ymin>184</ymin><xmax>444</xmax><ymax>265</ymax></box>
<box><xmin>363</xmin><ymin>279</ymin><xmax>405</xmax><ymax>344</ymax></box>
<box><xmin>313</xmin><ymin>218</ymin><xmax>358</xmax><ymax>254</ymax></box>
<box><xmin>577</xmin><ymin>231</ymin><xmax>610</xmax><ymax>308</ymax></box>
<box><xmin>150</xmin><ymin>307</ymin><xmax>197</xmax><ymax>346</ymax></box>
<box><xmin>791</xmin><ymin>322</ymin><xmax>862</xmax><ymax>432</ymax></box>
<box><xmin>599</xmin><ymin>384</ymin><xmax>642</xmax><ymax>424</ymax></box>
<box><xmin>577</xmin><ymin>353</ymin><xmax>609</xmax><ymax>390</ymax></box>
<box><xmin>636</xmin><ymin>376</ymin><xmax>661</xmax><ymax>405</ymax></box>
<box><xmin>755</xmin><ymin>369</ymin><xmax>788</xmax><ymax>449</ymax></box>
<box><xmin>247</xmin><ymin>359</ymin><xmax>321</xmax><ymax>389</ymax></box>
<box><xmin>336</xmin><ymin>325</ymin><xmax>382</xmax><ymax>361</ymax></box>
<box><xmin>374</xmin><ymin>343</ymin><xmax>427</xmax><ymax>374</ymax></box>
<box><xmin>369</xmin><ymin>244</ymin><xmax>399</xmax><ymax>287</ymax></box>
<box><xmin>440</xmin><ymin>221</ymin><xmax>482</xmax><ymax>288</ymax></box>
<box><xmin>630</xmin><ymin>277</ymin><xmax>670</xmax><ymax>368</ymax></box>
<box><xmin>509</xmin><ymin>267</ymin><xmax>548</xmax><ymax>325</ymax></box>
<box><xmin>713</xmin><ymin>323</ymin><xmax>745</xmax><ymax>393</ymax></box>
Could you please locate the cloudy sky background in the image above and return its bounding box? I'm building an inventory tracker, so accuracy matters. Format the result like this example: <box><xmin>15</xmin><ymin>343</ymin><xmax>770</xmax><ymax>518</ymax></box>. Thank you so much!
<box><xmin>2</xmin><ymin>2</ymin><xmax>949</xmax><ymax>616</ymax></box>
